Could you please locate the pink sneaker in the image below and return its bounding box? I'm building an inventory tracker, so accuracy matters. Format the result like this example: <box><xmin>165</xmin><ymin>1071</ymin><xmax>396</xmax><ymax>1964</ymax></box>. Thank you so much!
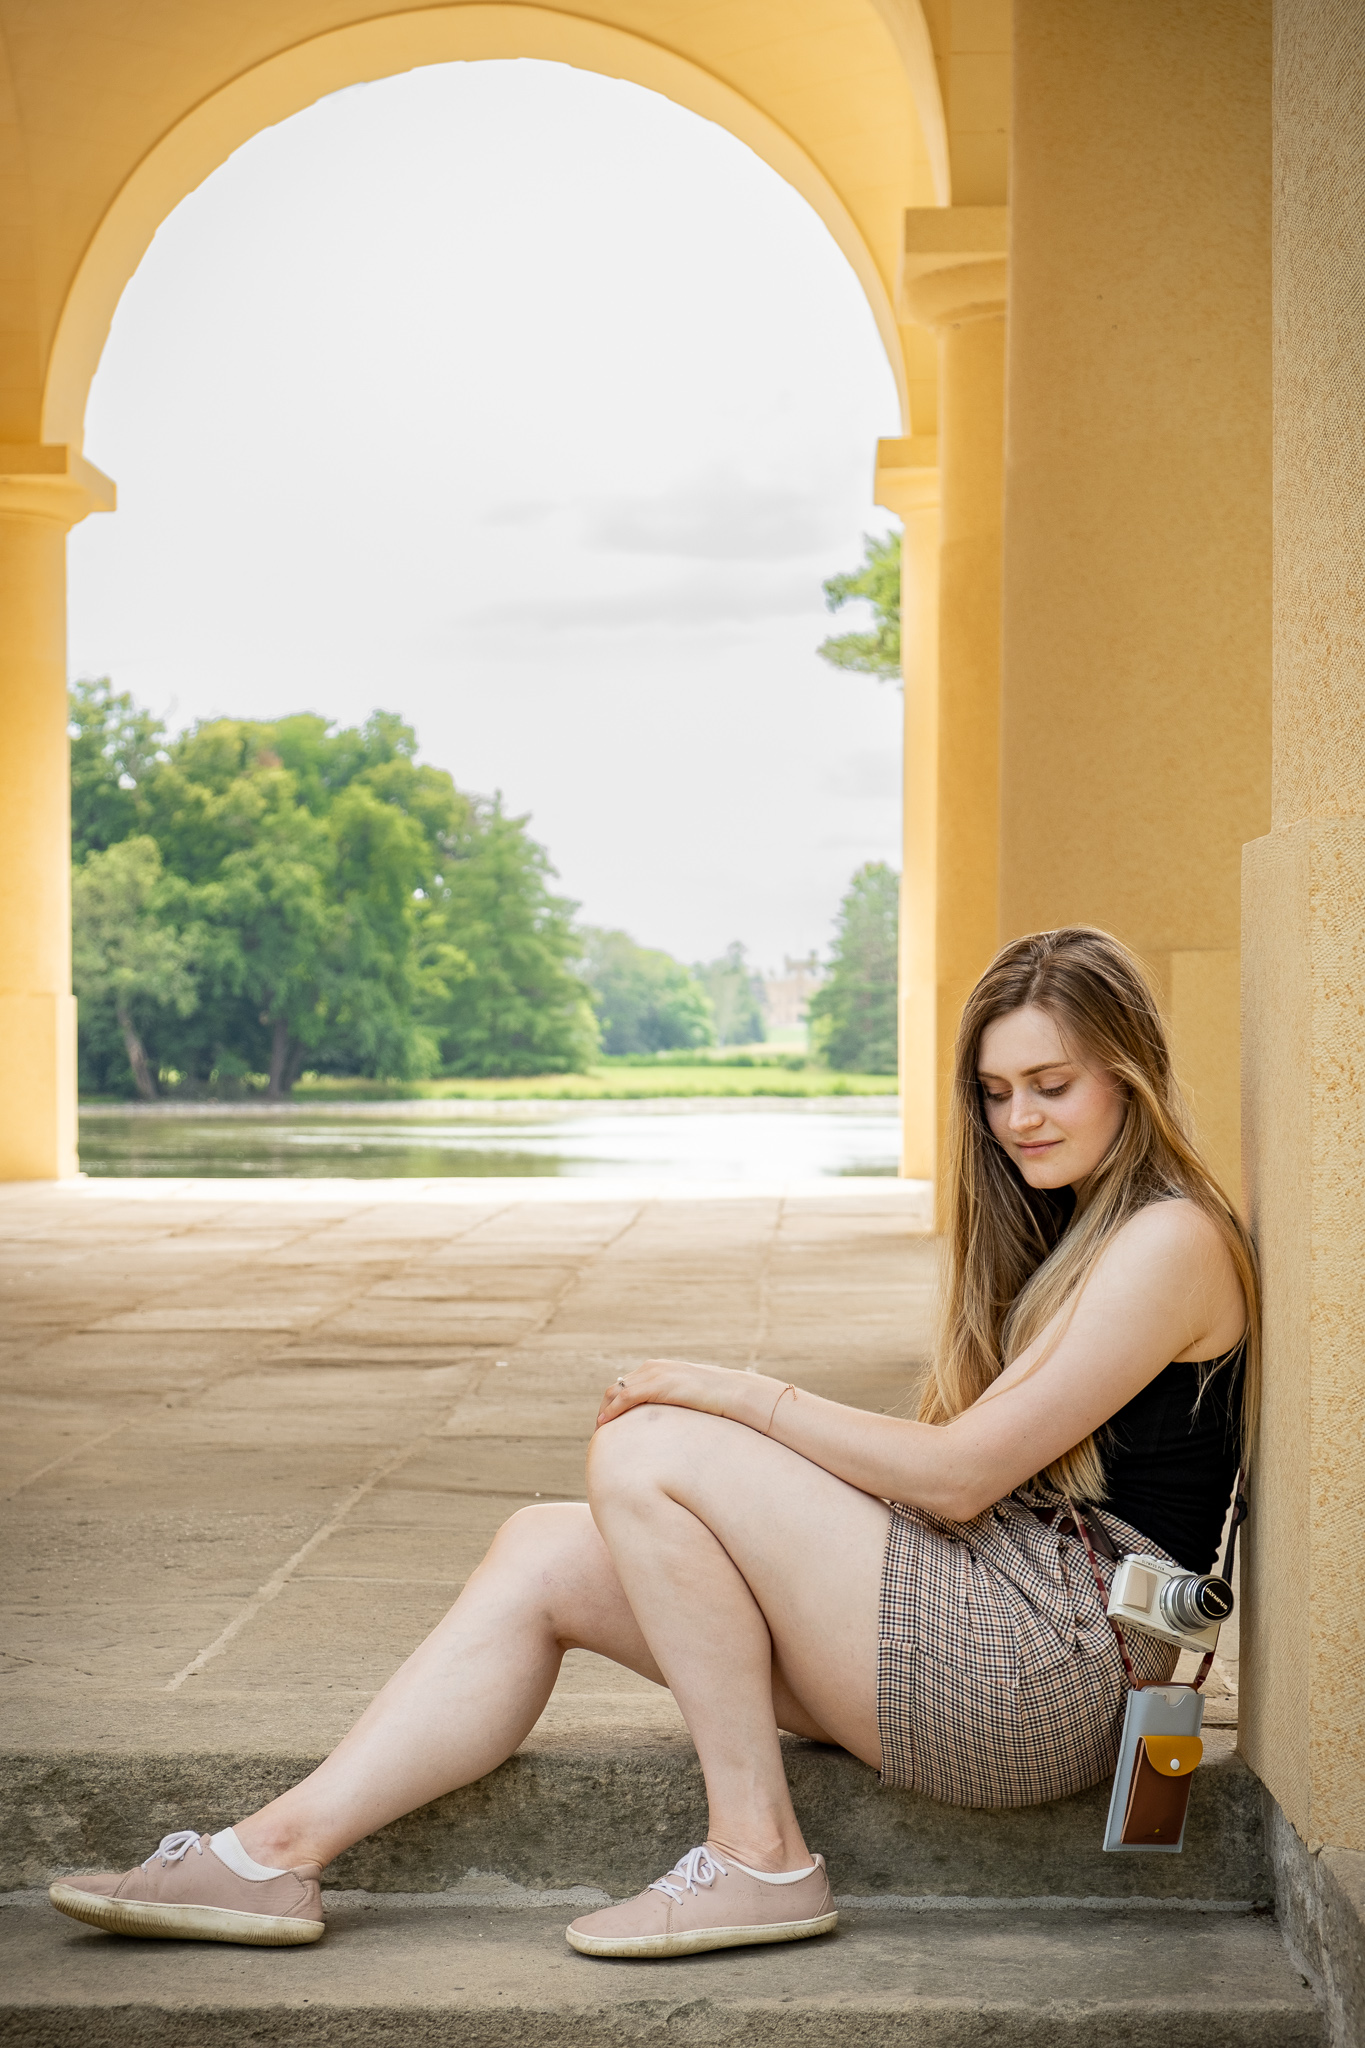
<box><xmin>49</xmin><ymin>1830</ymin><xmax>325</xmax><ymax>1946</ymax></box>
<box><xmin>566</xmin><ymin>1843</ymin><xmax>837</xmax><ymax>1958</ymax></box>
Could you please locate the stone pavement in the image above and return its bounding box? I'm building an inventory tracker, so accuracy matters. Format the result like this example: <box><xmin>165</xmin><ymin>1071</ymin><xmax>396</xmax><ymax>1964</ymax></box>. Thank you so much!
<box><xmin>0</xmin><ymin>1889</ymin><xmax>1324</xmax><ymax>2048</ymax></box>
<box><xmin>0</xmin><ymin>1176</ymin><xmax>1252</xmax><ymax>1900</ymax></box>
<box><xmin>0</xmin><ymin>1177</ymin><xmax>933</xmax><ymax>1815</ymax></box>
<box><xmin>3</xmin><ymin>1178</ymin><xmax>1320</xmax><ymax>2048</ymax></box>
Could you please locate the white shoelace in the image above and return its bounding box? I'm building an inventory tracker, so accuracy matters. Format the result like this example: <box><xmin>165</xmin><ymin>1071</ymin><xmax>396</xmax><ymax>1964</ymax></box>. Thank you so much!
<box><xmin>141</xmin><ymin>1830</ymin><xmax>203</xmax><ymax>1870</ymax></box>
<box><xmin>648</xmin><ymin>1846</ymin><xmax>728</xmax><ymax>1902</ymax></box>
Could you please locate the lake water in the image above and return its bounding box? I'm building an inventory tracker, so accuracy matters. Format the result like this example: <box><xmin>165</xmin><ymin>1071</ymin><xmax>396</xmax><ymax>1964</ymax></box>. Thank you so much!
<box><xmin>77</xmin><ymin>1098</ymin><xmax>903</xmax><ymax>1182</ymax></box>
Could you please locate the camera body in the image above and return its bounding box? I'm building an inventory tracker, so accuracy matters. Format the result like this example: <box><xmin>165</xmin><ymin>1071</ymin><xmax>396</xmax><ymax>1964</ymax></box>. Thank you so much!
<box><xmin>1106</xmin><ymin>1552</ymin><xmax>1234</xmax><ymax>1655</ymax></box>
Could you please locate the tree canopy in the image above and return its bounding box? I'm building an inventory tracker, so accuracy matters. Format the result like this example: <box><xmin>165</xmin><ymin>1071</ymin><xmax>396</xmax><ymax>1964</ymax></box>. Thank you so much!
<box><xmin>807</xmin><ymin>862</ymin><xmax>899</xmax><ymax>1073</ymax></box>
<box><xmin>693</xmin><ymin>942</ymin><xmax>767</xmax><ymax>1046</ymax></box>
<box><xmin>71</xmin><ymin>836</ymin><xmax>198</xmax><ymax>1101</ymax></box>
<box><xmin>817</xmin><ymin>530</ymin><xmax>901</xmax><ymax>681</ymax></box>
<box><xmin>70</xmin><ymin>682</ymin><xmax>598</xmax><ymax>1096</ymax></box>
<box><xmin>580</xmin><ymin>929</ymin><xmax>715</xmax><ymax>1056</ymax></box>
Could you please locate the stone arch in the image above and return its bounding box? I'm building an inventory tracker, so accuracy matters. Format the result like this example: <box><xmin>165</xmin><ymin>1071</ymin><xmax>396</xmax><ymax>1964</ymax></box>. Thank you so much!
<box><xmin>42</xmin><ymin>3</ymin><xmax>925</xmax><ymax>448</ymax></box>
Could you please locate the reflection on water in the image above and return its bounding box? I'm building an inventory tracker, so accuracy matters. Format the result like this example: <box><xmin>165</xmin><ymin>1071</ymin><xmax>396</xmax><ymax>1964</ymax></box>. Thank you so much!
<box><xmin>77</xmin><ymin>1102</ymin><xmax>902</xmax><ymax>1182</ymax></box>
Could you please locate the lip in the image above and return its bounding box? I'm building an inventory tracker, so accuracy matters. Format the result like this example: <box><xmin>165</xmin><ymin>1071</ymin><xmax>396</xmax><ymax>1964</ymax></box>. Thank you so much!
<box><xmin>1015</xmin><ymin>1139</ymin><xmax>1062</xmax><ymax>1155</ymax></box>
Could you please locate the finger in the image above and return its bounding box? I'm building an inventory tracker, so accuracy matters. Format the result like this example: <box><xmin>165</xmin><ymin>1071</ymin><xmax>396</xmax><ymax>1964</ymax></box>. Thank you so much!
<box><xmin>596</xmin><ymin>1377</ymin><xmax>633</xmax><ymax>1426</ymax></box>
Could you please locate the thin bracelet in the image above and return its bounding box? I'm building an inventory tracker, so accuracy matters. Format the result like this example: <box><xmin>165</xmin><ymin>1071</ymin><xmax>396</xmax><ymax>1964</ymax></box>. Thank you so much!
<box><xmin>765</xmin><ymin>1383</ymin><xmax>796</xmax><ymax>1435</ymax></box>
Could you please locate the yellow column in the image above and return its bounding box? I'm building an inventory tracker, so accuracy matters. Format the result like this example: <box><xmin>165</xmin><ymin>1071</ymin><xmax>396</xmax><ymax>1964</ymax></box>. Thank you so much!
<box><xmin>0</xmin><ymin>446</ymin><xmax>115</xmax><ymax>1180</ymax></box>
<box><xmin>1240</xmin><ymin>0</ymin><xmax>1364</xmax><ymax>1865</ymax></box>
<box><xmin>876</xmin><ymin>438</ymin><xmax>939</xmax><ymax>1181</ymax></box>
<box><xmin>998</xmin><ymin>2</ymin><xmax>1270</xmax><ymax>1199</ymax></box>
<box><xmin>899</xmin><ymin>209</ymin><xmax>1008</xmax><ymax>1189</ymax></box>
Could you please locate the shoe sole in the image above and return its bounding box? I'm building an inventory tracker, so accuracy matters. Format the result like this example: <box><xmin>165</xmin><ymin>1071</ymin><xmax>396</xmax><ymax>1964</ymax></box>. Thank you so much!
<box><xmin>48</xmin><ymin>1884</ymin><xmax>325</xmax><ymax>1947</ymax></box>
<box><xmin>566</xmin><ymin>1909</ymin><xmax>838</xmax><ymax>1958</ymax></box>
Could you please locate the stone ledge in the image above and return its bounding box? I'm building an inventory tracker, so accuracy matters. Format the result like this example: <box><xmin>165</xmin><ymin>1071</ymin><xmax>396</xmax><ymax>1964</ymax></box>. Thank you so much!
<box><xmin>0</xmin><ymin>1892</ymin><xmax>1323</xmax><ymax>2048</ymax></box>
<box><xmin>1267</xmin><ymin>1794</ymin><xmax>1365</xmax><ymax>2048</ymax></box>
<box><xmin>3</xmin><ymin>1701</ymin><xmax>1269</xmax><ymax>1903</ymax></box>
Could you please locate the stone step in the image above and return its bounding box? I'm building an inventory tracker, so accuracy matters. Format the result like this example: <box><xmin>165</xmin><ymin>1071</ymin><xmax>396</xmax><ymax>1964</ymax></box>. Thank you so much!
<box><xmin>6</xmin><ymin>1699</ymin><xmax>1269</xmax><ymax>1904</ymax></box>
<box><xmin>0</xmin><ymin>1889</ymin><xmax>1324</xmax><ymax>2047</ymax></box>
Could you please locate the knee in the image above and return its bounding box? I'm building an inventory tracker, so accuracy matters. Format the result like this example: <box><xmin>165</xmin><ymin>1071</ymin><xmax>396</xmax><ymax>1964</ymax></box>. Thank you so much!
<box><xmin>484</xmin><ymin>1501</ymin><xmax>593</xmax><ymax>1590</ymax></box>
<box><xmin>585</xmin><ymin>1403</ymin><xmax>706</xmax><ymax>1509</ymax></box>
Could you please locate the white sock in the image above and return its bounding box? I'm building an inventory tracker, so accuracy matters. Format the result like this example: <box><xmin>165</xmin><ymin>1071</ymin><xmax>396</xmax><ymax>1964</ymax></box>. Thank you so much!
<box><xmin>730</xmin><ymin>1857</ymin><xmax>818</xmax><ymax>1884</ymax></box>
<box><xmin>209</xmin><ymin>1827</ymin><xmax>288</xmax><ymax>1881</ymax></box>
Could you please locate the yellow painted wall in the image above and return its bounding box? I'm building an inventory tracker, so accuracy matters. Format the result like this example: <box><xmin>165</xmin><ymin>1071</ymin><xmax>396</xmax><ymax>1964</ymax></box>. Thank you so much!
<box><xmin>0</xmin><ymin>455</ymin><xmax>113</xmax><ymax>1179</ymax></box>
<box><xmin>0</xmin><ymin>2</ymin><xmax>939</xmax><ymax>453</ymax></box>
<box><xmin>998</xmin><ymin>0</ymin><xmax>1271</xmax><ymax>1201</ymax></box>
<box><xmin>877</xmin><ymin>438</ymin><xmax>940</xmax><ymax>1180</ymax></box>
<box><xmin>931</xmin><ymin>302</ymin><xmax>1004</xmax><ymax>1173</ymax></box>
<box><xmin>1240</xmin><ymin>0</ymin><xmax>1365</xmax><ymax>1855</ymax></box>
<box><xmin>895</xmin><ymin>196</ymin><xmax>1008</xmax><ymax>1184</ymax></box>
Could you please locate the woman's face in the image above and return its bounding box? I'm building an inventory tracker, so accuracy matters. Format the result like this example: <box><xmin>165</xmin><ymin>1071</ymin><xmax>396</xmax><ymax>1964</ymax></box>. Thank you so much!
<box><xmin>976</xmin><ymin>1004</ymin><xmax>1126</xmax><ymax>1194</ymax></box>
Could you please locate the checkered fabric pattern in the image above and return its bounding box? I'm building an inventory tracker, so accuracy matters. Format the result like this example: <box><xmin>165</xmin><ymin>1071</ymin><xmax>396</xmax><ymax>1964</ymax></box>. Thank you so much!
<box><xmin>877</xmin><ymin>1493</ymin><xmax>1180</xmax><ymax>1807</ymax></box>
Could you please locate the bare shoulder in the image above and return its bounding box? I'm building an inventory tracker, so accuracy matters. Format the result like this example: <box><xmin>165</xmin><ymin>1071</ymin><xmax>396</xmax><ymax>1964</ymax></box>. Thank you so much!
<box><xmin>1112</xmin><ymin>1196</ymin><xmax>1230</xmax><ymax>1262</ymax></box>
<box><xmin>1099</xmin><ymin>1198</ymin><xmax>1246</xmax><ymax>1355</ymax></box>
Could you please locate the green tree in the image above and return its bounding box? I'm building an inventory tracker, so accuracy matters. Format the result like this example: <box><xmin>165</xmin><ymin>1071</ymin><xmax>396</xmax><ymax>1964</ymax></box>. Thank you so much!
<box><xmin>817</xmin><ymin>530</ymin><xmax>901</xmax><ymax>681</ymax></box>
<box><xmin>808</xmin><ymin>863</ymin><xmax>899</xmax><ymax>1073</ymax></box>
<box><xmin>70</xmin><ymin>690</ymin><xmax>602</xmax><ymax>1092</ymax></box>
<box><xmin>581</xmin><ymin>929</ymin><xmax>715</xmax><ymax>1055</ymax></box>
<box><xmin>69</xmin><ymin>677</ymin><xmax>167</xmax><ymax>860</ymax></box>
<box><xmin>419</xmin><ymin>799</ymin><xmax>600</xmax><ymax>1077</ymax></box>
<box><xmin>694</xmin><ymin>942</ymin><xmax>766</xmax><ymax>1046</ymax></box>
<box><xmin>71</xmin><ymin>837</ymin><xmax>199</xmax><ymax>1098</ymax></box>
<box><xmin>143</xmin><ymin>714</ymin><xmax>461</xmax><ymax>1094</ymax></box>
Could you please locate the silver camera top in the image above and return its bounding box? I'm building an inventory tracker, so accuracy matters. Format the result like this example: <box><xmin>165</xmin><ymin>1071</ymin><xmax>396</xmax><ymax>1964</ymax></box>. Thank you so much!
<box><xmin>1107</xmin><ymin>1552</ymin><xmax>1234</xmax><ymax>1655</ymax></box>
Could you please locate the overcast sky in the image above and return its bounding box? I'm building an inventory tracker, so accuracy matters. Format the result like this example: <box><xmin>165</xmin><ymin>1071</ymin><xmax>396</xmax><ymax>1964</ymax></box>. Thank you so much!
<box><xmin>68</xmin><ymin>60</ymin><xmax>902</xmax><ymax>973</ymax></box>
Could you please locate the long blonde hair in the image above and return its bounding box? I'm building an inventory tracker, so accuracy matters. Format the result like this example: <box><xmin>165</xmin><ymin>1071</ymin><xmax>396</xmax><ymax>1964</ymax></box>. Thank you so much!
<box><xmin>918</xmin><ymin>927</ymin><xmax>1260</xmax><ymax>1500</ymax></box>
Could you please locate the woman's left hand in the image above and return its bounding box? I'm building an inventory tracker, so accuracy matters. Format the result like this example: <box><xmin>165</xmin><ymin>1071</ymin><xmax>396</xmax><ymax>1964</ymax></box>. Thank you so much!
<box><xmin>596</xmin><ymin>1358</ymin><xmax>761</xmax><ymax>1431</ymax></box>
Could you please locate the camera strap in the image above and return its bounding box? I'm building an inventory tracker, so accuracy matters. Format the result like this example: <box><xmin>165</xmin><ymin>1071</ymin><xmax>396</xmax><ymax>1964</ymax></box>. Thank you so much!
<box><xmin>1191</xmin><ymin>1469</ymin><xmax>1248</xmax><ymax>1689</ymax></box>
<box><xmin>1061</xmin><ymin>1491</ymin><xmax>1141</xmax><ymax>1687</ymax></box>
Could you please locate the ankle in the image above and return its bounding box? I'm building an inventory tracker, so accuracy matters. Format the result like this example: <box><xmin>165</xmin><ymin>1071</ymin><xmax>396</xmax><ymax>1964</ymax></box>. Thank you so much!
<box><xmin>234</xmin><ymin>1816</ymin><xmax>318</xmax><ymax>1871</ymax></box>
<box><xmin>706</xmin><ymin>1829</ymin><xmax>811</xmax><ymax>1875</ymax></box>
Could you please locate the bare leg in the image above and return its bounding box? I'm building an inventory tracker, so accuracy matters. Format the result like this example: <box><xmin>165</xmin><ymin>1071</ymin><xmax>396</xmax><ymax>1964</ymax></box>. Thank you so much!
<box><xmin>237</xmin><ymin>1416</ymin><xmax>888</xmax><ymax>1879</ymax></box>
<box><xmin>235</xmin><ymin>1504</ymin><xmax>658</xmax><ymax>1870</ymax></box>
<box><xmin>585</xmin><ymin>1405</ymin><xmax>890</xmax><ymax>1873</ymax></box>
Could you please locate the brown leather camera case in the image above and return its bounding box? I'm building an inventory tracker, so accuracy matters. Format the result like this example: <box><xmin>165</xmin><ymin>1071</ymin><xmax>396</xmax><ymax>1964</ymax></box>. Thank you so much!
<box><xmin>1120</xmin><ymin>1735</ymin><xmax>1204</xmax><ymax>1846</ymax></box>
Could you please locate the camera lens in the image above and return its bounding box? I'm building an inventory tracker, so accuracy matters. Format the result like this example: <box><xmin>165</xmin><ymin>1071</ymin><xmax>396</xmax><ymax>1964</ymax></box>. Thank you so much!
<box><xmin>1159</xmin><ymin>1574</ymin><xmax>1235</xmax><ymax>1630</ymax></box>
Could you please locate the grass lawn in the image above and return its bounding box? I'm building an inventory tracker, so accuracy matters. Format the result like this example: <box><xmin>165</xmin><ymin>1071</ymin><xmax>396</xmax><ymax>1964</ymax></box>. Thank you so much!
<box><xmin>288</xmin><ymin>1062</ymin><xmax>897</xmax><ymax>1103</ymax></box>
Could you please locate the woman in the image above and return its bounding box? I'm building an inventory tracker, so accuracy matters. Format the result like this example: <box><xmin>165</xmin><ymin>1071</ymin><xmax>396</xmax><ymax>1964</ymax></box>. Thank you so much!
<box><xmin>50</xmin><ymin>927</ymin><xmax>1255</xmax><ymax>1959</ymax></box>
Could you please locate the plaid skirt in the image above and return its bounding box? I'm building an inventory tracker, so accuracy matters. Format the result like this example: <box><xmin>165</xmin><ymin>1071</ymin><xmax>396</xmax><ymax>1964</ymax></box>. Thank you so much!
<box><xmin>877</xmin><ymin>1493</ymin><xmax>1180</xmax><ymax>1808</ymax></box>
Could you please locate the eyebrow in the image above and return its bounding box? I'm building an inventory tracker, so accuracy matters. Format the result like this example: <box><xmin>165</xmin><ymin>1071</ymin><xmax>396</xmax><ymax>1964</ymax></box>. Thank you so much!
<box><xmin>976</xmin><ymin>1060</ymin><xmax>1077</xmax><ymax>1080</ymax></box>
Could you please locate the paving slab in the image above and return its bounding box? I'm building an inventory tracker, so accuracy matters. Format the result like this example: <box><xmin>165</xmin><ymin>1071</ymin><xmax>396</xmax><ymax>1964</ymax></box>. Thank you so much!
<box><xmin>0</xmin><ymin>1891</ymin><xmax>1324</xmax><ymax>2047</ymax></box>
<box><xmin>1</xmin><ymin>1180</ymin><xmax>931</xmax><ymax>1700</ymax></box>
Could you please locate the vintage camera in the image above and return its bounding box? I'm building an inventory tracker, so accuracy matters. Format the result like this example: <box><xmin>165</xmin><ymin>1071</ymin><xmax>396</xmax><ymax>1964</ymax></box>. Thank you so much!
<box><xmin>1106</xmin><ymin>1552</ymin><xmax>1234</xmax><ymax>1655</ymax></box>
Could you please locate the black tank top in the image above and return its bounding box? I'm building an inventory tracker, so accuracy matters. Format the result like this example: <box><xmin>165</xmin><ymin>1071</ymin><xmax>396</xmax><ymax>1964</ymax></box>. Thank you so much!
<box><xmin>1095</xmin><ymin>1349</ymin><xmax>1243</xmax><ymax>1572</ymax></box>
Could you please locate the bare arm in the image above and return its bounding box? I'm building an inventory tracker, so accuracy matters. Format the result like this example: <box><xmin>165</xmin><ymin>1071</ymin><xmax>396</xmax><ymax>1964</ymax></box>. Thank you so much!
<box><xmin>596</xmin><ymin>1200</ymin><xmax>1246</xmax><ymax>1520</ymax></box>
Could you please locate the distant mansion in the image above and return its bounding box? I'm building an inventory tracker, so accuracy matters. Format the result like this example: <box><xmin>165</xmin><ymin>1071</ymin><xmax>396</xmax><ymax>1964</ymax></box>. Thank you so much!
<box><xmin>762</xmin><ymin>955</ymin><xmax>824</xmax><ymax>1034</ymax></box>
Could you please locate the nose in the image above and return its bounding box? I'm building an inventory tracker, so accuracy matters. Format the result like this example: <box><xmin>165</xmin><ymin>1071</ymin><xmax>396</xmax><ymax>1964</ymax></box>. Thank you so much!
<box><xmin>1009</xmin><ymin>1094</ymin><xmax>1044</xmax><ymax>1132</ymax></box>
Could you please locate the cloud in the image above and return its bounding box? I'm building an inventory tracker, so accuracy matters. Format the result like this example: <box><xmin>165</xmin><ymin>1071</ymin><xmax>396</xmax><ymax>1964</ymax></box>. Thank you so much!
<box><xmin>583</xmin><ymin>470</ymin><xmax>847</xmax><ymax>561</ymax></box>
<box><xmin>457</xmin><ymin>562</ymin><xmax>827</xmax><ymax>635</ymax></box>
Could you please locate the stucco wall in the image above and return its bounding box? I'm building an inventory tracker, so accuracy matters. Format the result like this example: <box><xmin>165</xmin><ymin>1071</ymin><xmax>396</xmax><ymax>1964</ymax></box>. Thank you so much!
<box><xmin>1240</xmin><ymin>0</ymin><xmax>1365</xmax><ymax>1857</ymax></box>
<box><xmin>999</xmin><ymin>0</ymin><xmax>1272</xmax><ymax>1197</ymax></box>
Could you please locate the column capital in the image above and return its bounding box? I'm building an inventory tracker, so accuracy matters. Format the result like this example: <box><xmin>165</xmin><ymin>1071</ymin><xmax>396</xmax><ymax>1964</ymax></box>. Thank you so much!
<box><xmin>898</xmin><ymin>206</ymin><xmax>1008</xmax><ymax>331</ymax></box>
<box><xmin>874</xmin><ymin>435</ymin><xmax>939</xmax><ymax>517</ymax></box>
<box><xmin>0</xmin><ymin>445</ymin><xmax>116</xmax><ymax>526</ymax></box>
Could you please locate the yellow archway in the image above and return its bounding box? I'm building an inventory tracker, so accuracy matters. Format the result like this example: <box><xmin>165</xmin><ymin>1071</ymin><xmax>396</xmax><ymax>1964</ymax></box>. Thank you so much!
<box><xmin>42</xmin><ymin>4</ymin><xmax>939</xmax><ymax>448</ymax></box>
<box><xmin>2</xmin><ymin>0</ymin><xmax>954</xmax><ymax>1187</ymax></box>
